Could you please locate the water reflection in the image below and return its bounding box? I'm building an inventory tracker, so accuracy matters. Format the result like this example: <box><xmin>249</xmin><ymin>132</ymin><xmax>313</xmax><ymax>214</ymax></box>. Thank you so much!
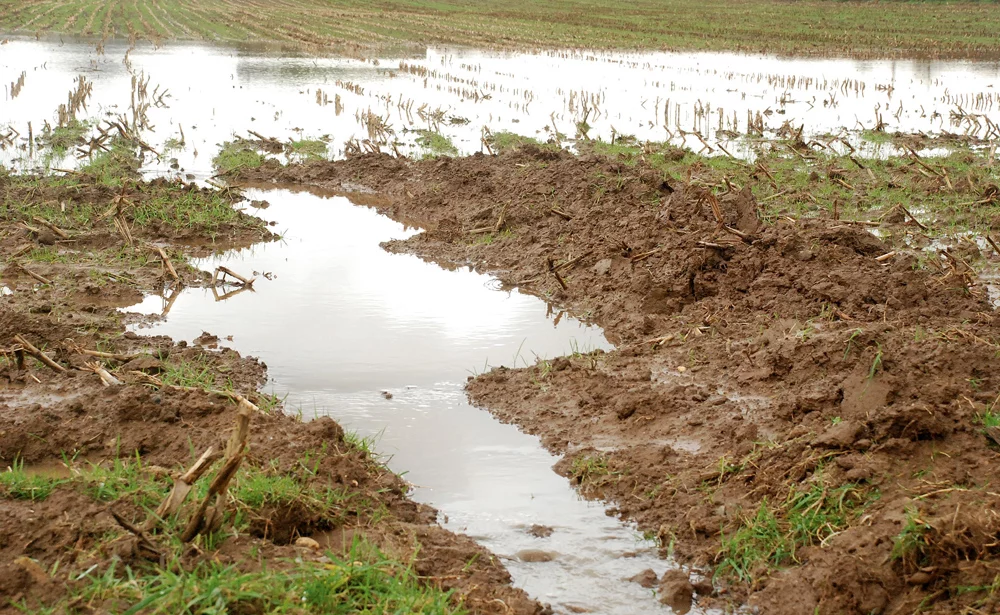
<box><xmin>2</xmin><ymin>37</ymin><xmax>998</xmax><ymax>178</ymax></box>
<box><xmin>127</xmin><ymin>188</ymin><xmax>701</xmax><ymax>613</ymax></box>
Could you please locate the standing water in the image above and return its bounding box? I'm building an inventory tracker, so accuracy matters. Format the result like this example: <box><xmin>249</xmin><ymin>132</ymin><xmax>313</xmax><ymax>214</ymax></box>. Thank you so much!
<box><xmin>127</xmin><ymin>188</ymin><xmax>703</xmax><ymax>614</ymax></box>
<box><xmin>10</xmin><ymin>34</ymin><xmax>997</xmax><ymax>614</ymax></box>
<box><xmin>2</xmin><ymin>38</ymin><xmax>1000</xmax><ymax>176</ymax></box>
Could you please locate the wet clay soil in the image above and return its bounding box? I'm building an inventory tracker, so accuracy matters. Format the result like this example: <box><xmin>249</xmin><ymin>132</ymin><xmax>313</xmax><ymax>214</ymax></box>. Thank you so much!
<box><xmin>0</xmin><ymin>173</ymin><xmax>543</xmax><ymax>614</ymax></box>
<box><xmin>237</xmin><ymin>148</ymin><xmax>1000</xmax><ymax>615</ymax></box>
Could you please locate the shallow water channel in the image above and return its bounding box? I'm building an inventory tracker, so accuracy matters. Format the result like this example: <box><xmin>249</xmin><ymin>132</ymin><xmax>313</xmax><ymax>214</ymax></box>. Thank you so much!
<box><xmin>127</xmin><ymin>188</ymin><xmax>705</xmax><ymax>614</ymax></box>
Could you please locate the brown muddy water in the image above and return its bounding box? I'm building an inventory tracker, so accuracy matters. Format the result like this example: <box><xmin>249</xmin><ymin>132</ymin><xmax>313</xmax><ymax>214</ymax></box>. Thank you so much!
<box><xmin>3</xmin><ymin>37</ymin><xmax>1000</xmax><ymax>176</ymax></box>
<box><xmin>125</xmin><ymin>188</ymin><xmax>710</xmax><ymax>614</ymax></box>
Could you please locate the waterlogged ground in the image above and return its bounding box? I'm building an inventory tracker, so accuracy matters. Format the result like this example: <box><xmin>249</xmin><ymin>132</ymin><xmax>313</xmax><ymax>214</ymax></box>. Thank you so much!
<box><xmin>126</xmin><ymin>188</ymin><xmax>705</xmax><ymax>614</ymax></box>
<box><xmin>2</xmin><ymin>36</ymin><xmax>1000</xmax><ymax>177</ymax></box>
<box><xmin>4</xmin><ymin>33</ymin><xmax>1000</xmax><ymax>615</ymax></box>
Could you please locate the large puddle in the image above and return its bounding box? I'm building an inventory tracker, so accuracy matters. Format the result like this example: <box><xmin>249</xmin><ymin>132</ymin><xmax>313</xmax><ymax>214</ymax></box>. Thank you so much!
<box><xmin>127</xmin><ymin>188</ymin><xmax>700</xmax><ymax>614</ymax></box>
<box><xmin>2</xmin><ymin>37</ymin><xmax>1000</xmax><ymax>175</ymax></box>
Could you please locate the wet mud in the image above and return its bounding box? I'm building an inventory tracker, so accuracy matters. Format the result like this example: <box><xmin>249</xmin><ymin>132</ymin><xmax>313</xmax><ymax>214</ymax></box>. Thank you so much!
<box><xmin>0</xmin><ymin>173</ymin><xmax>544</xmax><ymax>614</ymax></box>
<box><xmin>238</xmin><ymin>148</ymin><xmax>1000</xmax><ymax>615</ymax></box>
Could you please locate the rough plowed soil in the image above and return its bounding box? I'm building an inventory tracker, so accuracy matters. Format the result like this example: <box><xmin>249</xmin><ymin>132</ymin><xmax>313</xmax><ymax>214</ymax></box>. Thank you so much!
<box><xmin>238</xmin><ymin>148</ymin><xmax>1000</xmax><ymax>615</ymax></box>
<box><xmin>0</xmin><ymin>172</ymin><xmax>544</xmax><ymax>615</ymax></box>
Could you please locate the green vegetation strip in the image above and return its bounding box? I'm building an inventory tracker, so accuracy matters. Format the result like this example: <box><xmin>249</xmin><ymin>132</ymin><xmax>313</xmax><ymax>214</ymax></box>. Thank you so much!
<box><xmin>2</xmin><ymin>0</ymin><xmax>1000</xmax><ymax>59</ymax></box>
<box><xmin>1</xmin><ymin>450</ymin><xmax>461</xmax><ymax>614</ymax></box>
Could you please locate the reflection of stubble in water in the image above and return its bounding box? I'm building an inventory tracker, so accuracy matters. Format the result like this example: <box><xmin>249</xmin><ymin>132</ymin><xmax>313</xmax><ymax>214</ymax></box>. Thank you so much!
<box><xmin>3</xmin><ymin>37</ymin><xmax>997</xmax><ymax>179</ymax></box>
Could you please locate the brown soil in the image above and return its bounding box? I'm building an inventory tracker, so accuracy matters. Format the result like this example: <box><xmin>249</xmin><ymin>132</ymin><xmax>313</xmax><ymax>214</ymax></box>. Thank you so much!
<box><xmin>236</xmin><ymin>148</ymin><xmax>1000</xmax><ymax>615</ymax></box>
<box><xmin>0</xmin><ymin>173</ymin><xmax>544</xmax><ymax>614</ymax></box>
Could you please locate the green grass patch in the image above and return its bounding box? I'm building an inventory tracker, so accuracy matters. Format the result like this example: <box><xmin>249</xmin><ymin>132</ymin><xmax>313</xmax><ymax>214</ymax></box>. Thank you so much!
<box><xmin>414</xmin><ymin>130</ymin><xmax>458</xmax><ymax>157</ymax></box>
<box><xmin>485</xmin><ymin>131</ymin><xmax>556</xmax><ymax>153</ymax></box>
<box><xmin>78</xmin><ymin>141</ymin><xmax>141</xmax><ymax>187</ymax></box>
<box><xmin>718</xmin><ymin>479</ymin><xmax>875</xmax><ymax>584</ymax></box>
<box><xmin>860</xmin><ymin>129</ymin><xmax>893</xmax><ymax>145</ymax></box>
<box><xmin>77</xmin><ymin>538</ymin><xmax>461</xmax><ymax>615</ymax></box>
<box><xmin>158</xmin><ymin>356</ymin><xmax>218</xmax><ymax>390</ymax></box>
<box><xmin>569</xmin><ymin>453</ymin><xmax>613</xmax><ymax>483</ymax></box>
<box><xmin>0</xmin><ymin>458</ymin><xmax>67</xmax><ymax>501</ymax></box>
<box><xmin>213</xmin><ymin>141</ymin><xmax>266</xmax><ymax>176</ymax></box>
<box><xmin>977</xmin><ymin>409</ymin><xmax>1000</xmax><ymax>429</ymax></box>
<box><xmin>288</xmin><ymin>138</ymin><xmax>329</xmax><ymax>160</ymax></box>
<box><xmin>38</xmin><ymin>119</ymin><xmax>92</xmax><ymax>156</ymax></box>
<box><xmin>82</xmin><ymin>453</ymin><xmax>169</xmax><ymax>510</ymax></box>
<box><xmin>891</xmin><ymin>506</ymin><xmax>933</xmax><ymax>565</ymax></box>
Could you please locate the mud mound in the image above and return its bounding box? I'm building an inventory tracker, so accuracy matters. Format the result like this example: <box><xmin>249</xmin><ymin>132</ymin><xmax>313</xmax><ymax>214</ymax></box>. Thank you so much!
<box><xmin>243</xmin><ymin>148</ymin><xmax>1000</xmax><ymax>615</ymax></box>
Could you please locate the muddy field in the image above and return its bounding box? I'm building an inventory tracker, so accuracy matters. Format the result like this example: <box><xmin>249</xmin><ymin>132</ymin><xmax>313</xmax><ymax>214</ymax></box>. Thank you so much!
<box><xmin>0</xmin><ymin>162</ymin><xmax>544</xmax><ymax>614</ymax></box>
<box><xmin>233</xmin><ymin>145</ymin><xmax>1000</xmax><ymax>614</ymax></box>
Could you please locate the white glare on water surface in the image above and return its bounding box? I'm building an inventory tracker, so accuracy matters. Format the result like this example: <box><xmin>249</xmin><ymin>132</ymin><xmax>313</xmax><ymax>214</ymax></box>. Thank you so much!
<box><xmin>127</xmin><ymin>189</ymin><xmax>715</xmax><ymax>614</ymax></box>
<box><xmin>2</xmin><ymin>37</ymin><xmax>999</xmax><ymax>176</ymax></box>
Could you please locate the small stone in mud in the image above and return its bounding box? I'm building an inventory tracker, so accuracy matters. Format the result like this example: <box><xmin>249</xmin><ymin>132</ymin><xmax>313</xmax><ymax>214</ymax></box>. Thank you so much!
<box><xmin>812</xmin><ymin>420</ymin><xmax>862</xmax><ymax>449</ymax></box>
<box><xmin>249</xmin><ymin>199</ymin><xmax>270</xmax><ymax>209</ymax></box>
<box><xmin>691</xmin><ymin>577</ymin><xmax>714</xmax><ymax>596</ymax></box>
<box><xmin>295</xmin><ymin>537</ymin><xmax>321</xmax><ymax>551</ymax></box>
<box><xmin>658</xmin><ymin>569</ymin><xmax>694</xmax><ymax>614</ymax></box>
<box><xmin>14</xmin><ymin>556</ymin><xmax>49</xmax><ymax>585</ymax></box>
<box><xmin>515</xmin><ymin>549</ymin><xmax>556</xmax><ymax>563</ymax></box>
<box><xmin>381</xmin><ymin>390</ymin><xmax>393</xmax><ymax>399</ymax></box>
<box><xmin>629</xmin><ymin>568</ymin><xmax>658</xmax><ymax>588</ymax></box>
<box><xmin>526</xmin><ymin>524</ymin><xmax>553</xmax><ymax>538</ymax></box>
<box><xmin>194</xmin><ymin>331</ymin><xmax>219</xmax><ymax>347</ymax></box>
<box><xmin>122</xmin><ymin>355</ymin><xmax>165</xmax><ymax>374</ymax></box>
<box><xmin>592</xmin><ymin>258</ymin><xmax>613</xmax><ymax>276</ymax></box>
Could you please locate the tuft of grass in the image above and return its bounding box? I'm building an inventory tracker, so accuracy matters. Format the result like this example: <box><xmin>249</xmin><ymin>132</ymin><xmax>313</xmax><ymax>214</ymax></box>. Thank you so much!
<box><xmin>485</xmin><ymin>131</ymin><xmax>557</xmax><ymax>153</ymax></box>
<box><xmin>45</xmin><ymin>537</ymin><xmax>462</xmax><ymax>615</ymax></box>
<box><xmin>569</xmin><ymin>453</ymin><xmax>613</xmax><ymax>483</ymax></box>
<box><xmin>977</xmin><ymin>409</ymin><xmax>1000</xmax><ymax>429</ymax></box>
<box><xmin>78</xmin><ymin>141</ymin><xmax>141</xmax><ymax>187</ymax></box>
<box><xmin>213</xmin><ymin>141</ymin><xmax>266</xmax><ymax>176</ymax></box>
<box><xmin>39</xmin><ymin>119</ymin><xmax>92</xmax><ymax>156</ymax></box>
<box><xmin>288</xmin><ymin>138</ymin><xmax>329</xmax><ymax>160</ymax></box>
<box><xmin>82</xmin><ymin>453</ymin><xmax>168</xmax><ymax>510</ymax></box>
<box><xmin>158</xmin><ymin>356</ymin><xmax>217</xmax><ymax>390</ymax></box>
<box><xmin>717</xmin><ymin>479</ymin><xmax>872</xmax><ymax>584</ymax></box>
<box><xmin>0</xmin><ymin>458</ymin><xmax>67</xmax><ymax>501</ymax></box>
<box><xmin>414</xmin><ymin>130</ymin><xmax>458</xmax><ymax>157</ymax></box>
<box><xmin>891</xmin><ymin>506</ymin><xmax>933</xmax><ymax>564</ymax></box>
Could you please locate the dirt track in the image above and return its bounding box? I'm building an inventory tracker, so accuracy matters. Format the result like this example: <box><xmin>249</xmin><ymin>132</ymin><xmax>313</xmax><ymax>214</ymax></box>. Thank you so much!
<box><xmin>237</xmin><ymin>147</ymin><xmax>1000</xmax><ymax>615</ymax></box>
<box><xmin>0</xmin><ymin>171</ymin><xmax>544</xmax><ymax>614</ymax></box>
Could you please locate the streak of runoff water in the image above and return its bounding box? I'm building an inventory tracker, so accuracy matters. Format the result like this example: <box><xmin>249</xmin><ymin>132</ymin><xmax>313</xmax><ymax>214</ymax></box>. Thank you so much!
<box><xmin>127</xmin><ymin>189</ymin><xmax>713</xmax><ymax>614</ymax></box>
<box><xmin>2</xmin><ymin>37</ymin><xmax>999</xmax><ymax>176</ymax></box>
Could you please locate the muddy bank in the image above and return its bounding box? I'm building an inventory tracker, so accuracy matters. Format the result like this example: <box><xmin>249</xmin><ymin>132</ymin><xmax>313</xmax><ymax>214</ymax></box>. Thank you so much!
<box><xmin>0</xmin><ymin>168</ymin><xmax>544</xmax><ymax>614</ymax></box>
<box><xmin>238</xmin><ymin>148</ymin><xmax>1000</xmax><ymax>615</ymax></box>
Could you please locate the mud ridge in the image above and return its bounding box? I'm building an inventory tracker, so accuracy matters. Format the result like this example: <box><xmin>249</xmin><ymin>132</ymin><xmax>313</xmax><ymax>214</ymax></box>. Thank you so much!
<box><xmin>240</xmin><ymin>148</ymin><xmax>1000</xmax><ymax>615</ymax></box>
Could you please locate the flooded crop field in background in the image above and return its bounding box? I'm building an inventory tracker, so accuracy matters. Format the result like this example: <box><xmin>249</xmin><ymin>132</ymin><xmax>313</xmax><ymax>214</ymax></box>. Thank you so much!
<box><xmin>2</xmin><ymin>36</ymin><xmax>1000</xmax><ymax>177</ymax></box>
<box><xmin>3</xmin><ymin>15</ymin><xmax>1000</xmax><ymax>615</ymax></box>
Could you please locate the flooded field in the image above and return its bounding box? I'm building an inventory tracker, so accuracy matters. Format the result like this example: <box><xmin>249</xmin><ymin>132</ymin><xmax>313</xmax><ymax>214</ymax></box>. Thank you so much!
<box><xmin>126</xmin><ymin>188</ymin><xmax>692</xmax><ymax>614</ymax></box>
<box><xmin>4</xmin><ymin>24</ymin><xmax>1000</xmax><ymax>615</ymax></box>
<box><xmin>2</xmin><ymin>37</ymin><xmax>1000</xmax><ymax>177</ymax></box>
